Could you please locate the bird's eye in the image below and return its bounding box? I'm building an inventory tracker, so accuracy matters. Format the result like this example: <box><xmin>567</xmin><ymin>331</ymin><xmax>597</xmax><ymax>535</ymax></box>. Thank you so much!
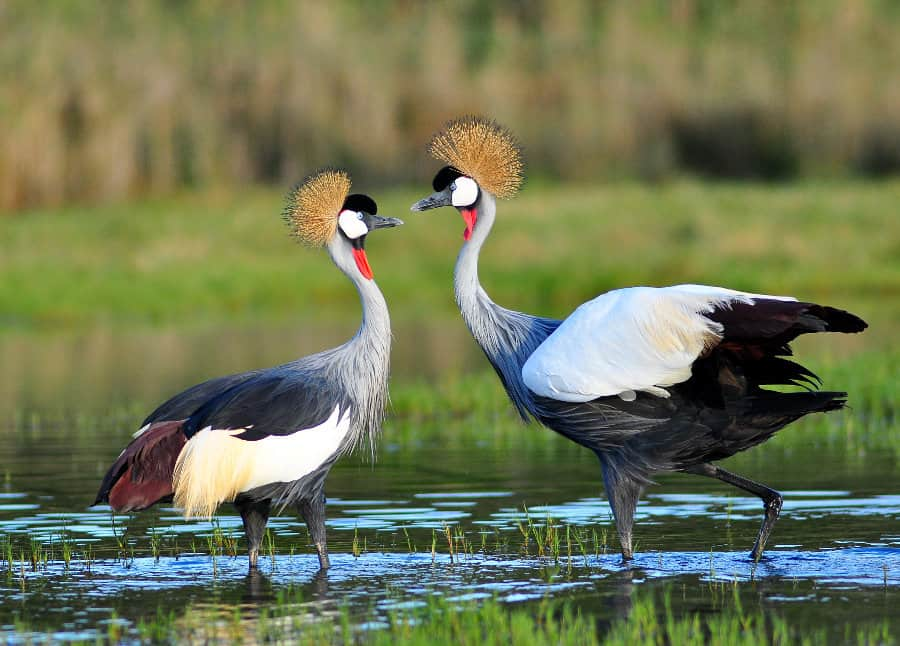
<box><xmin>450</xmin><ymin>182</ymin><xmax>457</xmax><ymax>192</ymax></box>
<box><xmin>357</xmin><ymin>212</ymin><xmax>364</xmax><ymax>220</ymax></box>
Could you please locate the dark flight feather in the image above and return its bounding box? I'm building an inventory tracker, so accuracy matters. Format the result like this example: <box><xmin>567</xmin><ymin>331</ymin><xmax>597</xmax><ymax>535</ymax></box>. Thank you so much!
<box><xmin>706</xmin><ymin>299</ymin><xmax>867</xmax><ymax>348</ymax></box>
<box><xmin>181</xmin><ymin>370</ymin><xmax>346</xmax><ymax>441</ymax></box>
<box><xmin>141</xmin><ymin>371</ymin><xmax>260</xmax><ymax>427</ymax></box>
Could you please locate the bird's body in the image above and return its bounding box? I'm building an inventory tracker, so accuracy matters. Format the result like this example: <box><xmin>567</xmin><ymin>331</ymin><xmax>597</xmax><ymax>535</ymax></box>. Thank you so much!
<box><xmin>414</xmin><ymin>117</ymin><xmax>866</xmax><ymax>560</ymax></box>
<box><xmin>96</xmin><ymin>171</ymin><xmax>400</xmax><ymax>569</ymax></box>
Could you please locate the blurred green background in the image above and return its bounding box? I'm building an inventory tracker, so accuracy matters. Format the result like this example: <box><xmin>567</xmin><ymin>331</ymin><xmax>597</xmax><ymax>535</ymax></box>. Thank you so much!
<box><xmin>1</xmin><ymin>1</ymin><xmax>899</xmax><ymax>211</ymax></box>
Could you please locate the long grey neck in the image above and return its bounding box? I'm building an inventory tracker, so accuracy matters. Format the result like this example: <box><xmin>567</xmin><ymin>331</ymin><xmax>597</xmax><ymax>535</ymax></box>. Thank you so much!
<box><xmin>326</xmin><ymin>237</ymin><xmax>391</xmax><ymax>457</ymax></box>
<box><xmin>453</xmin><ymin>193</ymin><xmax>559</xmax><ymax>420</ymax></box>
<box><xmin>453</xmin><ymin>193</ymin><xmax>496</xmax><ymax>330</ymax></box>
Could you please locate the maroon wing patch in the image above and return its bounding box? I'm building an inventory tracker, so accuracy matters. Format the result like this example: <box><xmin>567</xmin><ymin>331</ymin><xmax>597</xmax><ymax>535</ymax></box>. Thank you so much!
<box><xmin>95</xmin><ymin>420</ymin><xmax>186</xmax><ymax>512</ymax></box>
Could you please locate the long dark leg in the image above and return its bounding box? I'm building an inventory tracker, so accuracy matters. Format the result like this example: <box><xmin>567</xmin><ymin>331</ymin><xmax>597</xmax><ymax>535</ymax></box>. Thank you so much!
<box><xmin>600</xmin><ymin>457</ymin><xmax>645</xmax><ymax>561</ymax></box>
<box><xmin>686</xmin><ymin>463</ymin><xmax>783</xmax><ymax>560</ymax></box>
<box><xmin>235</xmin><ymin>498</ymin><xmax>271</xmax><ymax>570</ymax></box>
<box><xmin>298</xmin><ymin>494</ymin><xmax>330</xmax><ymax>570</ymax></box>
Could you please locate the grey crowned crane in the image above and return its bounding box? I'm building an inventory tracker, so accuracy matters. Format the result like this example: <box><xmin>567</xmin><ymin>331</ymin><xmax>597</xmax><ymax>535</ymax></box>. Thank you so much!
<box><xmin>95</xmin><ymin>169</ymin><xmax>402</xmax><ymax>570</ymax></box>
<box><xmin>411</xmin><ymin>117</ymin><xmax>867</xmax><ymax>561</ymax></box>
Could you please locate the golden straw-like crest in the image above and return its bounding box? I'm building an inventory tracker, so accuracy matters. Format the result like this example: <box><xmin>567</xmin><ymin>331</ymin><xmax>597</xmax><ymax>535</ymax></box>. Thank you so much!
<box><xmin>428</xmin><ymin>116</ymin><xmax>523</xmax><ymax>199</ymax></box>
<box><xmin>283</xmin><ymin>169</ymin><xmax>352</xmax><ymax>247</ymax></box>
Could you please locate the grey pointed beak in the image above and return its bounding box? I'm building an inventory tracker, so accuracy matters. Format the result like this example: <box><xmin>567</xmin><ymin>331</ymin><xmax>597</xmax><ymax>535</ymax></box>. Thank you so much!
<box><xmin>411</xmin><ymin>191</ymin><xmax>452</xmax><ymax>212</ymax></box>
<box><xmin>370</xmin><ymin>215</ymin><xmax>404</xmax><ymax>229</ymax></box>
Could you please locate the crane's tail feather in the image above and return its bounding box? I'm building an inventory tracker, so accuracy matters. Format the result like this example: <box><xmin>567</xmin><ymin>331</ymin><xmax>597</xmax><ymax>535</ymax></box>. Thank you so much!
<box><xmin>739</xmin><ymin>390</ymin><xmax>847</xmax><ymax>434</ymax></box>
<box><xmin>173</xmin><ymin>428</ymin><xmax>257</xmax><ymax>519</ymax></box>
<box><xmin>742</xmin><ymin>356</ymin><xmax>822</xmax><ymax>390</ymax></box>
<box><xmin>94</xmin><ymin>420</ymin><xmax>186</xmax><ymax>512</ymax></box>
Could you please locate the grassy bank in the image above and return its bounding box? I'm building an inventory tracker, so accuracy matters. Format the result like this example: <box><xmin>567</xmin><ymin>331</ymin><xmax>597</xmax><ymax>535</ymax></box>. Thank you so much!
<box><xmin>1</xmin><ymin>180</ymin><xmax>897</xmax><ymax>330</ymax></box>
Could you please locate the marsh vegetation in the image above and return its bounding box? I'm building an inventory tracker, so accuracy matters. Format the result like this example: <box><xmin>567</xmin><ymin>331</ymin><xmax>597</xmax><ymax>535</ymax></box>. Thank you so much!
<box><xmin>3</xmin><ymin>2</ymin><xmax>900</xmax><ymax>210</ymax></box>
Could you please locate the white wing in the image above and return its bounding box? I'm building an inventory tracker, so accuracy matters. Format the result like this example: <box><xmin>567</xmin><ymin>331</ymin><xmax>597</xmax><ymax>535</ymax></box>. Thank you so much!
<box><xmin>521</xmin><ymin>285</ymin><xmax>795</xmax><ymax>403</ymax></box>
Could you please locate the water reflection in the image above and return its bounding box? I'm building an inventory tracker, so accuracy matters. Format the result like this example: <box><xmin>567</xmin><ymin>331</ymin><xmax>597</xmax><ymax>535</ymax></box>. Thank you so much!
<box><xmin>0</xmin><ymin>320</ymin><xmax>484</xmax><ymax>412</ymax></box>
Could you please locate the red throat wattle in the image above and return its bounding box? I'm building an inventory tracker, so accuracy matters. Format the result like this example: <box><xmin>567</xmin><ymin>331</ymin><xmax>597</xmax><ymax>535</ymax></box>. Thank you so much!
<box><xmin>461</xmin><ymin>208</ymin><xmax>477</xmax><ymax>241</ymax></box>
<box><xmin>352</xmin><ymin>248</ymin><xmax>373</xmax><ymax>280</ymax></box>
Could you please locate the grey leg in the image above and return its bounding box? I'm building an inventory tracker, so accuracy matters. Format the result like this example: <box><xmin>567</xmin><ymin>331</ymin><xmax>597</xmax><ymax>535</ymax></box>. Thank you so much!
<box><xmin>600</xmin><ymin>459</ymin><xmax>645</xmax><ymax>561</ymax></box>
<box><xmin>298</xmin><ymin>495</ymin><xmax>330</xmax><ymax>570</ymax></box>
<box><xmin>686</xmin><ymin>463</ymin><xmax>783</xmax><ymax>560</ymax></box>
<box><xmin>235</xmin><ymin>498</ymin><xmax>271</xmax><ymax>570</ymax></box>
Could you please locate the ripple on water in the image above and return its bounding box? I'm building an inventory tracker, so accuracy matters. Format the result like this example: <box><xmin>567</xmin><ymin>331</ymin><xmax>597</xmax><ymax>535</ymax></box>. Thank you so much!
<box><xmin>6</xmin><ymin>547</ymin><xmax>896</xmax><ymax>600</ymax></box>
<box><xmin>414</xmin><ymin>492</ymin><xmax>514</xmax><ymax>499</ymax></box>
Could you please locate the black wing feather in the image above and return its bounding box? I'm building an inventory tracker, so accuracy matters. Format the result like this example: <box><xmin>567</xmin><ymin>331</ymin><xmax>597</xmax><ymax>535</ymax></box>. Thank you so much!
<box><xmin>181</xmin><ymin>370</ymin><xmax>343</xmax><ymax>441</ymax></box>
<box><xmin>141</xmin><ymin>371</ymin><xmax>260</xmax><ymax>426</ymax></box>
<box><xmin>707</xmin><ymin>299</ymin><xmax>867</xmax><ymax>348</ymax></box>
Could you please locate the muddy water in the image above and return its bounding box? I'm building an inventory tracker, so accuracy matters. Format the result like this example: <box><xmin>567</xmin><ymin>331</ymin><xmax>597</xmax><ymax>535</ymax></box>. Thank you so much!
<box><xmin>0</xmin><ymin>324</ymin><xmax>898</xmax><ymax>641</ymax></box>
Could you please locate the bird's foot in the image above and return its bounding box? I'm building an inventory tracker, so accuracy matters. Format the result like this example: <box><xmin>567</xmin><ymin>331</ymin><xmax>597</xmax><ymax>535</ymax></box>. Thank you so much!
<box><xmin>750</xmin><ymin>493</ymin><xmax>784</xmax><ymax>561</ymax></box>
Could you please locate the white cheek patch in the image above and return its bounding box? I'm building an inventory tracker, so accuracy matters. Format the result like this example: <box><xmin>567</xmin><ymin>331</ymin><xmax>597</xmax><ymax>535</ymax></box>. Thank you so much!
<box><xmin>451</xmin><ymin>176</ymin><xmax>479</xmax><ymax>207</ymax></box>
<box><xmin>338</xmin><ymin>210</ymin><xmax>368</xmax><ymax>239</ymax></box>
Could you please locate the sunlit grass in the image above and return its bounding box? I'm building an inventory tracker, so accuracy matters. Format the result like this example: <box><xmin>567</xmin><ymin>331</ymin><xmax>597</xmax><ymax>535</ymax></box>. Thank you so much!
<box><xmin>1</xmin><ymin>181</ymin><xmax>897</xmax><ymax>330</ymax></box>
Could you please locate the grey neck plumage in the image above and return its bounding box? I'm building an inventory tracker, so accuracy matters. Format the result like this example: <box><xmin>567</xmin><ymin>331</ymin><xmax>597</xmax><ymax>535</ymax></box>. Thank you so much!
<box><xmin>320</xmin><ymin>236</ymin><xmax>391</xmax><ymax>458</ymax></box>
<box><xmin>453</xmin><ymin>192</ymin><xmax>560</xmax><ymax>421</ymax></box>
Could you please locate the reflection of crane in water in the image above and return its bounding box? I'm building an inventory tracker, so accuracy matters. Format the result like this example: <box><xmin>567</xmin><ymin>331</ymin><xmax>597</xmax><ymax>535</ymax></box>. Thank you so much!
<box><xmin>95</xmin><ymin>169</ymin><xmax>402</xmax><ymax>570</ymax></box>
<box><xmin>412</xmin><ymin>116</ymin><xmax>866</xmax><ymax>561</ymax></box>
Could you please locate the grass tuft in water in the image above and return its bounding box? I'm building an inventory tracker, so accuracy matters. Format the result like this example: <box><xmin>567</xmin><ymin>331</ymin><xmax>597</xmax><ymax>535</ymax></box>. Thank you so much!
<box><xmin>265</xmin><ymin>528</ymin><xmax>276</xmax><ymax>567</ymax></box>
<box><xmin>109</xmin><ymin>514</ymin><xmax>133</xmax><ymax>564</ymax></box>
<box><xmin>57</xmin><ymin>528</ymin><xmax>72</xmax><ymax>569</ymax></box>
<box><xmin>442</xmin><ymin>522</ymin><xmax>454</xmax><ymax>563</ymax></box>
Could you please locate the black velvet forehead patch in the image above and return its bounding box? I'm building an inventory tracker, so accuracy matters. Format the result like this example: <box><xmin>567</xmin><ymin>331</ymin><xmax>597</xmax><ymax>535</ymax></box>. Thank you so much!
<box><xmin>343</xmin><ymin>193</ymin><xmax>377</xmax><ymax>215</ymax></box>
<box><xmin>432</xmin><ymin>166</ymin><xmax>464</xmax><ymax>191</ymax></box>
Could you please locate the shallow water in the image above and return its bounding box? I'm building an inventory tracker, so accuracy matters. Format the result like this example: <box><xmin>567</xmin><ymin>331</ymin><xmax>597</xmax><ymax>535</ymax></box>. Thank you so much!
<box><xmin>2</xmin><ymin>428</ymin><xmax>899</xmax><ymax>641</ymax></box>
<box><xmin>4</xmin><ymin>547</ymin><xmax>898</xmax><ymax>641</ymax></box>
<box><xmin>0</xmin><ymin>325</ymin><xmax>898</xmax><ymax>641</ymax></box>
